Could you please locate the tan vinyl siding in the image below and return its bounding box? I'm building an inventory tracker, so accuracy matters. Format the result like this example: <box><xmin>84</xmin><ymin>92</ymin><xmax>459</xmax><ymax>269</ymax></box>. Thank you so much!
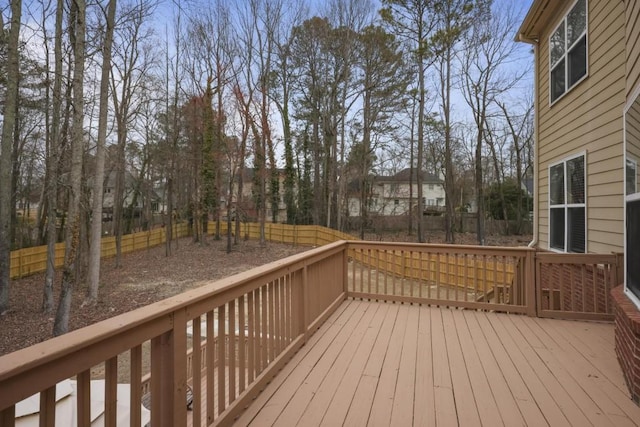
<box><xmin>536</xmin><ymin>0</ymin><xmax>625</xmax><ymax>253</ymax></box>
<box><xmin>625</xmin><ymin>0</ymin><xmax>640</xmax><ymax>100</ymax></box>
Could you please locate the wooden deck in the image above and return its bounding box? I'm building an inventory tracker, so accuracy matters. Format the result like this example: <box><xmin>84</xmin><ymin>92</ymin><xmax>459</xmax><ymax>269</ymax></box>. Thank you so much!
<box><xmin>229</xmin><ymin>299</ymin><xmax>640</xmax><ymax>427</ymax></box>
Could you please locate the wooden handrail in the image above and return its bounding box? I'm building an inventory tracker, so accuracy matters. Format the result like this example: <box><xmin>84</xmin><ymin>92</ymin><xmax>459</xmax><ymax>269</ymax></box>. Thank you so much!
<box><xmin>0</xmin><ymin>241</ymin><xmax>348</xmax><ymax>426</ymax></box>
<box><xmin>0</xmin><ymin>239</ymin><xmax>625</xmax><ymax>426</ymax></box>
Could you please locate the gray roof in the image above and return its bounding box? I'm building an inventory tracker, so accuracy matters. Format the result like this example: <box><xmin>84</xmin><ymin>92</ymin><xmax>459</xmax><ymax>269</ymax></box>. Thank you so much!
<box><xmin>376</xmin><ymin>168</ymin><xmax>442</xmax><ymax>184</ymax></box>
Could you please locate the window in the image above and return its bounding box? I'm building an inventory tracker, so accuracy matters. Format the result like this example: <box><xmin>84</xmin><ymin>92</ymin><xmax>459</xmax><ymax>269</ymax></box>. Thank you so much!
<box><xmin>394</xmin><ymin>199</ymin><xmax>399</xmax><ymax>206</ymax></box>
<box><xmin>428</xmin><ymin>184</ymin><xmax>434</xmax><ymax>190</ymax></box>
<box><xmin>627</xmin><ymin>158</ymin><xmax>637</xmax><ymax>195</ymax></box>
<box><xmin>550</xmin><ymin>0</ymin><xmax>587</xmax><ymax>104</ymax></box>
<box><xmin>427</xmin><ymin>199</ymin><xmax>435</xmax><ymax>206</ymax></box>
<box><xmin>549</xmin><ymin>154</ymin><xmax>586</xmax><ymax>252</ymax></box>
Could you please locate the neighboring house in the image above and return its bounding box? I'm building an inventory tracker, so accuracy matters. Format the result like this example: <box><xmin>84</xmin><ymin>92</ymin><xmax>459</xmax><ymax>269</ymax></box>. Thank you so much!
<box><xmin>101</xmin><ymin>171</ymin><xmax>161</xmax><ymax>216</ymax></box>
<box><xmin>347</xmin><ymin>168</ymin><xmax>446</xmax><ymax>217</ymax></box>
<box><xmin>517</xmin><ymin>0</ymin><xmax>628</xmax><ymax>255</ymax></box>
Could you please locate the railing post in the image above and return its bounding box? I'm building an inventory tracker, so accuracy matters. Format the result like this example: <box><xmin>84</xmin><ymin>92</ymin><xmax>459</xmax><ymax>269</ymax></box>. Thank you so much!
<box><xmin>343</xmin><ymin>243</ymin><xmax>349</xmax><ymax>295</ymax></box>
<box><xmin>0</xmin><ymin>405</ymin><xmax>15</xmax><ymax>427</ymax></box>
<box><xmin>526</xmin><ymin>249</ymin><xmax>537</xmax><ymax>317</ymax></box>
<box><xmin>301</xmin><ymin>265</ymin><xmax>309</xmax><ymax>343</ymax></box>
<box><xmin>150</xmin><ymin>310</ymin><xmax>187</xmax><ymax>427</ymax></box>
<box><xmin>77</xmin><ymin>370</ymin><xmax>91</xmax><ymax>426</ymax></box>
<box><xmin>173</xmin><ymin>310</ymin><xmax>187</xmax><ymax>427</ymax></box>
<box><xmin>40</xmin><ymin>385</ymin><xmax>56</xmax><ymax>427</ymax></box>
<box><xmin>151</xmin><ymin>333</ymin><xmax>170</xmax><ymax>427</ymax></box>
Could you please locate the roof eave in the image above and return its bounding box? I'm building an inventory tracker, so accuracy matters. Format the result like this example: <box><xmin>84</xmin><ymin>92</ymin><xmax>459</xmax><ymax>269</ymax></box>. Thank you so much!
<box><xmin>516</xmin><ymin>0</ymin><xmax>562</xmax><ymax>45</ymax></box>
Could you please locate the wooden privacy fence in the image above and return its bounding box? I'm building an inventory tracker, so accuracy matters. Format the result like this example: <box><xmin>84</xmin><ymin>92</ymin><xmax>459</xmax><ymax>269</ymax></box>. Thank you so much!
<box><xmin>217</xmin><ymin>221</ymin><xmax>355</xmax><ymax>246</ymax></box>
<box><xmin>8</xmin><ymin>222</ymin><xmax>354</xmax><ymax>279</ymax></box>
<box><xmin>9</xmin><ymin>223</ymin><xmax>191</xmax><ymax>279</ymax></box>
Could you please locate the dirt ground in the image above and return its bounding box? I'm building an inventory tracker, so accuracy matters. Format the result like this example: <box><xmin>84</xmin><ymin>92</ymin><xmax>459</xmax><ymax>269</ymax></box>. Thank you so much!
<box><xmin>0</xmin><ymin>230</ymin><xmax>531</xmax><ymax>357</ymax></box>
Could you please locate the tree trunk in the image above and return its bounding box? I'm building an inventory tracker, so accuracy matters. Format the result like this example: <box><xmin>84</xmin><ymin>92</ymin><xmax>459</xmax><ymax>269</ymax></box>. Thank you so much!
<box><xmin>487</xmin><ymin>131</ymin><xmax>509</xmax><ymax>235</ymax></box>
<box><xmin>475</xmin><ymin>128</ymin><xmax>485</xmax><ymax>245</ymax></box>
<box><xmin>54</xmin><ymin>0</ymin><xmax>86</xmax><ymax>336</ymax></box>
<box><xmin>443</xmin><ymin>44</ymin><xmax>456</xmax><ymax>244</ymax></box>
<box><xmin>416</xmin><ymin>45</ymin><xmax>425</xmax><ymax>243</ymax></box>
<box><xmin>87</xmin><ymin>0</ymin><xmax>117</xmax><ymax>304</ymax></box>
<box><xmin>0</xmin><ymin>0</ymin><xmax>22</xmax><ymax>315</ymax></box>
<box><xmin>43</xmin><ymin>0</ymin><xmax>64</xmax><ymax>313</ymax></box>
<box><xmin>408</xmin><ymin>100</ymin><xmax>415</xmax><ymax>236</ymax></box>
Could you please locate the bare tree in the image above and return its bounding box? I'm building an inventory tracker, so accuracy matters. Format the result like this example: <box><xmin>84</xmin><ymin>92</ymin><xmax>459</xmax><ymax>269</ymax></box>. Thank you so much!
<box><xmin>460</xmin><ymin>3</ymin><xmax>525</xmax><ymax>244</ymax></box>
<box><xmin>356</xmin><ymin>25</ymin><xmax>408</xmax><ymax>239</ymax></box>
<box><xmin>164</xmin><ymin>3</ymin><xmax>184</xmax><ymax>257</ymax></box>
<box><xmin>324</xmin><ymin>0</ymin><xmax>372</xmax><ymax>230</ymax></box>
<box><xmin>185</xmin><ymin>0</ymin><xmax>235</xmax><ymax>240</ymax></box>
<box><xmin>54</xmin><ymin>0</ymin><xmax>86</xmax><ymax>336</ymax></box>
<box><xmin>40</xmin><ymin>0</ymin><xmax>65</xmax><ymax>313</ymax></box>
<box><xmin>110</xmin><ymin>0</ymin><xmax>157</xmax><ymax>267</ymax></box>
<box><xmin>497</xmin><ymin>98</ymin><xmax>533</xmax><ymax>233</ymax></box>
<box><xmin>270</xmin><ymin>0</ymin><xmax>307</xmax><ymax>226</ymax></box>
<box><xmin>430</xmin><ymin>0</ymin><xmax>486</xmax><ymax>243</ymax></box>
<box><xmin>381</xmin><ymin>0</ymin><xmax>437</xmax><ymax>243</ymax></box>
<box><xmin>0</xmin><ymin>0</ymin><xmax>22</xmax><ymax>315</ymax></box>
<box><xmin>86</xmin><ymin>0</ymin><xmax>117</xmax><ymax>304</ymax></box>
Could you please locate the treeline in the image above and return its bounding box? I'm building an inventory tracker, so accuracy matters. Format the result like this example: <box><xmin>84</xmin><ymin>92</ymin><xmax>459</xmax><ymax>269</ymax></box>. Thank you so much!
<box><xmin>0</xmin><ymin>0</ymin><xmax>533</xmax><ymax>335</ymax></box>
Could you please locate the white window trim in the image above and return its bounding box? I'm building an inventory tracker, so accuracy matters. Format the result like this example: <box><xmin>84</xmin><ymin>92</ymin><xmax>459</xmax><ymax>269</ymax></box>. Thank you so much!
<box><xmin>548</xmin><ymin>0</ymin><xmax>589</xmax><ymax>106</ymax></box>
<box><xmin>548</xmin><ymin>151</ymin><xmax>587</xmax><ymax>253</ymax></box>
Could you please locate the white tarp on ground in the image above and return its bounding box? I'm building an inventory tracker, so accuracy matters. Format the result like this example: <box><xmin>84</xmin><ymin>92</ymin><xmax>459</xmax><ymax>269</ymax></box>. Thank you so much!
<box><xmin>15</xmin><ymin>379</ymin><xmax>150</xmax><ymax>426</ymax></box>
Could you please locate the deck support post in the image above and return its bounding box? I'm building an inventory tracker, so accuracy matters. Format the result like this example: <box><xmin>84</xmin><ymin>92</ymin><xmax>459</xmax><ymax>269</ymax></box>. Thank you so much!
<box><xmin>526</xmin><ymin>249</ymin><xmax>537</xmax><ymax>317</ymax></box>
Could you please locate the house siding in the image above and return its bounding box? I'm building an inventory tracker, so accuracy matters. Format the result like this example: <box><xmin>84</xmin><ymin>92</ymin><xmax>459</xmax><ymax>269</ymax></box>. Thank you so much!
<box><xmin>625</xmin><ymin>2</ymin><xmax>640</xmax><ymax>191</ymax></box>
<box><xmin>625</xmin><ymin>0</ymin><xmax>640</xmax><ymax>101</ymax></box>
<box><xmin>536</xmin><ymin>0</ymin><xmax>625</xmax><ymax>253</ymax></box>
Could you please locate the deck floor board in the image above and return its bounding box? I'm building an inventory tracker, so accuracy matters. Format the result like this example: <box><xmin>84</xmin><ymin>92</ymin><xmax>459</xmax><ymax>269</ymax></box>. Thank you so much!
<box><xmin>222</xmin><ymin>299</ymin><xmax>640</xmax><ymax>427</ymax></box>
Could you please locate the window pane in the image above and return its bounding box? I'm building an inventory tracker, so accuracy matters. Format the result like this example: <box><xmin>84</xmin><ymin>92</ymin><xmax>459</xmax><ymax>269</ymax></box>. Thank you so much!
<box><xmin>567</xmin><ymin>155</ymin><xmax>585</xmax><ymax>204</ymax></box>
<box><xmin>550</xmin><ymin>25</ymin><xmax>565</xmax><ymax>67</ymax></box>
<box><xmin>551</xmin><ymin>60</ymin><xmax>566</xmax><ymax>102</ymax></box>
<box><xmin>568</xmin><ymin>35</ymin><xmax>587</xmax><ymax>87</ymax></box>
<box><xmin>567</xmin><ymin>0</ymin><xmax>586</xmax><ymax>46</ymax></box>
<box><xmin>550</xmin><ymin>163</ymin><xmax>565</xmax><ymax>205</ymax></box>
<box><xmin>627</xmin><ymin>159</ymin><xmax>637</xmax><ymax>195</ymax></box>
<box><xmin>567</xmin><ymin>206</ymin><xmax>585</xmax><ymax>253</ymax></box>
<box><xmin>550</xmin><ymin>208</ymin><xmax>566</xmax><ymax>250</ymax></box>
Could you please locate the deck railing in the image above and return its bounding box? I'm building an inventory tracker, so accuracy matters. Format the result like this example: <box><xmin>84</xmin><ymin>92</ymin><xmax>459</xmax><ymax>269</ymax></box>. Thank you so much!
<box><xmin>0</xmin><ymin>238</ymin><xmax>623</xmax><ymax>426</ymax></box>
<box><xmin>535</xmin><ymin>252</ymin><xmax>622</xmax><ymax>321</ymax></box>
<box><xmin>347</xmin><ymin>241</ymin><xmax>536</xmax><ymax>315</ymax></box>
<box><xmin>0</xmin><ymin>241</ymin><xmax>347</xmax><ymax>427</ymax></box>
